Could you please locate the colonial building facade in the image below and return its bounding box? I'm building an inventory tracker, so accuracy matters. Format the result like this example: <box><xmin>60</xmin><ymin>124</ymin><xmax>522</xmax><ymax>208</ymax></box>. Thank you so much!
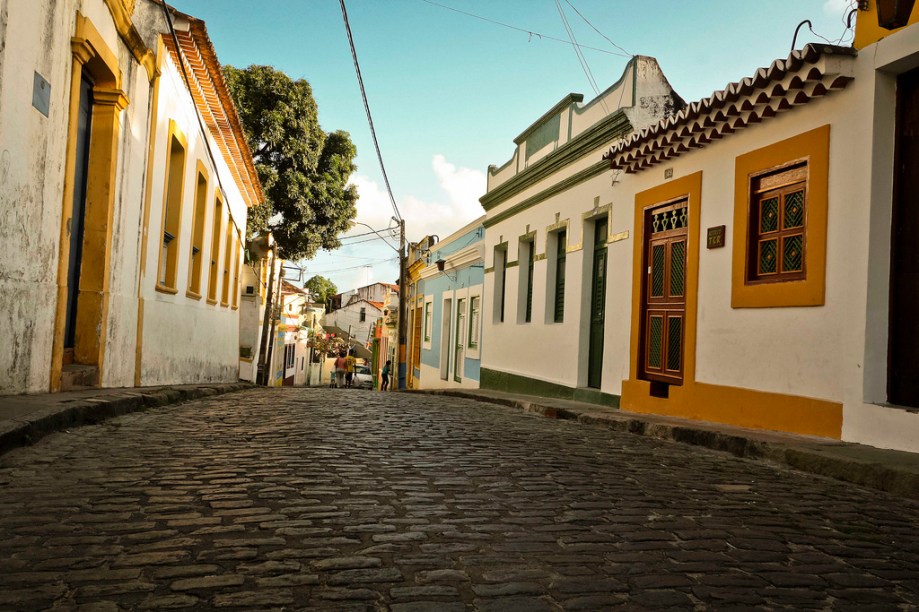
<box><xmin>480</xmin><ymin>56</ymin><xmax>684</xmax><ymax>404</ymax></box>
<box><xmin>407</xmin><ymin>218</ymin><xmax>486</xmax><ymax>390</ymax></box>
<box><xmin>479</xmin><ymin>6</ymin><xmax>919</xmax><ymax>453</ymax></box>
<box><xmin>0</xmin><ymin>0</ymin><xmax>260</xmax><ymax>393</ymax></box>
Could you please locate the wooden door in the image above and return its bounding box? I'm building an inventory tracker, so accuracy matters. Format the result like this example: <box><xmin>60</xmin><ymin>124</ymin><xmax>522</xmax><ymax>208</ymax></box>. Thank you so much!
<box><xmin>889</xmin><ymin>67</ymin><xmax>919</xmax><ymax>407</ymax></box>
<box><xmin>587</xmin><ymin>217</ymin><xmax>608</xmax><ymax>389</ymax></box>
<box><xmin>641</xmin><ymin>200</ymin><xmax>688</xmax><ymax>385</ymax></box>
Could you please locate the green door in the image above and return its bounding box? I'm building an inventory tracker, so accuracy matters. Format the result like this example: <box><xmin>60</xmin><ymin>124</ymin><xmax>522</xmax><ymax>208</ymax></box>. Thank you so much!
<box><xmin>588</xmin><ymin>217</ymin><xmax>608</xmax><ymax>389</ymax></box>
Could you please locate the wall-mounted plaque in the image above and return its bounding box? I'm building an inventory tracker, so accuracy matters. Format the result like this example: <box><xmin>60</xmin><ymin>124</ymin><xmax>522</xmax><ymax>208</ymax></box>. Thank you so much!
<box><xmin>707</xmin><ymin>225</ymin><xmax>726</xmax><ymax>249</ymax></box>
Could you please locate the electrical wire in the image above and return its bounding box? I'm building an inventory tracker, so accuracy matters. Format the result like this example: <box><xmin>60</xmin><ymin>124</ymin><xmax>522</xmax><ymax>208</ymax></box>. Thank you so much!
<box><xmin>420</xmin><ymin>0</ymin><xmax>631</xmax><ymax>57</ymax></box>
<box><xmin>555</xmin><ymin>0</ymin><xmax>605</xmax><ymax>106</ymax></box>
<box><xmin>315</xmin><ymin>252</ymin><xmax>394</xmax><ymax>262</ymax></box>
<box><xmin>562</xmin><ymin>0</ymin><xmax>632</xmax><ymax>57</ymax></box>
<box><xmin>338</xmin><ymin>227</ymin><xmax>396</xmax><ymax>240</ymax></box>
<box><xmin>338</xmin><ymin>235</ymin><xmax>399</xmax><ymax>248</ymax></box>
<box><xmin>338</xmin><ymin>0</ymin><xmax>403</xmax><ymax>222</ymax></box>
<box><xmin>307</xmin><ymin>257</ymin><xmax>398</xmax><ymax>276</ymax></box>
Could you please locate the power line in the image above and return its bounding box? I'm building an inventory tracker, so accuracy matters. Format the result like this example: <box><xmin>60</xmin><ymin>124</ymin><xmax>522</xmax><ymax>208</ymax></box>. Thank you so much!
<box><xmin>307</xmin><ymin>257</ymin><xmax>398</xmax><ymax>276</ymax></box>
<box><xmin>555</xmin><ymin>0</ymin><xmax>603</xmax><ymax>103</ymax></box>
<box><xmin>338</xmin><ymin>234</ymin><xmax>399</xmax><ymax>248</ymax></box>
<box><xmin>314</xmin><ymin>252</ymin><xmax>393</xmax><ymax>262</ymax></box>
<box><xmin>338</xmin><ymin>227</ymin><xmax>395</xmax><ymax>240</ymax></box>
<box><xmin>562</xmin><ymin>0</ymin><xmax>632</xmax><ymax>57</ymax></box>
<box><xmin>420</xmin><ymin>0</ymin><xmax>631</xmax><ymax>58</ymax></box>
<box><xmin>338</xmin><ymin>0</ymin><xmax>403</xmax><ymax>222</ymax></box>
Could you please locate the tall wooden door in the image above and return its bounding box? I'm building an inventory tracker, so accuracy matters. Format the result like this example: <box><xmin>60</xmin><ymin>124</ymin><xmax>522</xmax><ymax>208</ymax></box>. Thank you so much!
<box><xmin>587</xmin><ymin>217</ymin><xmax>608</xmax><ymax>389</ymax></box>
<box><xmin>64</xmin><ymin>77</ymin><xmax>93</xmax><ymax>354</ymax></box>
<box><xmin>641</xmin><ymin>200</ymin><xmax>688</xmax><ymax>385</ymax></box>
<box><xmin>889</xmin><ymin>67</ymin><xmax>919</xmax><ymax>407</ymax></box>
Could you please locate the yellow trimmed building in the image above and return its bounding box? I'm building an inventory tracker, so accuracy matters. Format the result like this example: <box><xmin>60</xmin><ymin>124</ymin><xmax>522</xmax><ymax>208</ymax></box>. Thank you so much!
<box><xmin>0</xmin><ymin>0</ymin><xmax>261</xmax><ymax>393</ymax></box>
<box><xmin>481</xmin><ymin>3</ymin><xmax>919</xmax><ymax>452</ymax></box>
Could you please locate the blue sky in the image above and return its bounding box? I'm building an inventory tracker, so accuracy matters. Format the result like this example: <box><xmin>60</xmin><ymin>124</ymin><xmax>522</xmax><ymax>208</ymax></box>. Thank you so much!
<box><xmin>170</xmin><ymin>0</ymin><xmax>855</xmax><ymax>292</ymax></box>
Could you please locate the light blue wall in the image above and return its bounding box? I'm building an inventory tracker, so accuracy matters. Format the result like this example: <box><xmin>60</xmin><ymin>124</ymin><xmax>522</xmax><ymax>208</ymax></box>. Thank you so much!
<box><xmin>417</xmin><ymin>225</ymin><xmax>484</xmax><ymax>384</ymax></box>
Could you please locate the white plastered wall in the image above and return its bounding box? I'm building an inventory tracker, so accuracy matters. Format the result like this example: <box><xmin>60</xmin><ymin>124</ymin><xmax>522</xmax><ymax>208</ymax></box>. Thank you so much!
<box><xmin>138</xmin><ymin>51</ymin><xmax>245</xmax><ymax>385</ymax></box>
<box><xmin>0</xmin><ymin>0</ymin><xmax>153</xmax><ymax>392</ymax></box>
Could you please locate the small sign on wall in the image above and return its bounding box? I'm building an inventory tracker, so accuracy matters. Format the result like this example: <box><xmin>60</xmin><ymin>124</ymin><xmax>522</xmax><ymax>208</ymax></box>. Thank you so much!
<box><xmin>707</xmin><ymin>225</ymin><xmax>726</xmax><ymax>249</ymax></box>
<box><xmin>32</xmin><ymin>72</ymin><xmax>51</xmax><ymax>117</ymax></box>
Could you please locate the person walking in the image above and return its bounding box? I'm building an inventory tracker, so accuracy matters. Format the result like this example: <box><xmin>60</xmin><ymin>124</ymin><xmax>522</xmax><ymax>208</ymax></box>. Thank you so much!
<box><xmin>344</xmin><ymin>349</ymin><xmax>357</xmax><ymax>388</ymax></box>
<box><xmin>381</xmin><ymin>360</ymin><xmax>391</xmax><ymax>391</ymax></box>
<box><xmin>333</xmin><ymin>351</ymin><xmax>347</xmax><ymax>388</ymax></box>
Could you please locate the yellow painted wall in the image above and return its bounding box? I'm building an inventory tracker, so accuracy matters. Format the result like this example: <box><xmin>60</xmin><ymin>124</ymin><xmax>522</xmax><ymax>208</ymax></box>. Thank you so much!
<box><xmin>854</xmin><ymin>0</ymin><xmax>919</xmax><ymax>49</ymax></box>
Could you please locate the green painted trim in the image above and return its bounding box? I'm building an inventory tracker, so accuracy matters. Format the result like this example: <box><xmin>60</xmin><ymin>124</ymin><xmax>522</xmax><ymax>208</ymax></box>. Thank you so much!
<box><xmin>513</xmin><ymin>93</ymin><xmax>584</xmax><ymax>145</ymax></box>
<box><xmin>481</xmin><ymin>368</ymin><xmax>620</xmax><ymax>408</ymax></box>
<box><xmin>482</xmin><ymin>110</ymin><xmax>631</xmax><ymax>210</ymax></box>
<box><xmin>484</xmin><ymin>266</ymin><xmax>495</xmax><ymax>274</ymax></box>
<box><xmin>505</xmin><ymin>260</ymin><xmax>519</xmax><ymax>269</ymax></box>
<box><xmin>483</xmin><ymin>161</ymin><xmax>608</xmax><ymax>229</ymax></box>
<box><xmin>534</xmin><ymin>253</ymin><xmax>547</xmax><ymax>262</ymax></box>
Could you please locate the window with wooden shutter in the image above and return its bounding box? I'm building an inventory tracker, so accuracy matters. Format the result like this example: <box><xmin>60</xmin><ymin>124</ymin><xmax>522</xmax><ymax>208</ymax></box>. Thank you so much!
<box><xmin>554</xmin><ymin>230</ymin><xmax>566</xmax><ymax>323</ymax></box>
<box><xmin>524</xmin><ymin>240</ymin><xmax>534</xmax><ymax>323</ymax></box>
<box><xmin>747</xmin><ymin>162</ymin><xmax>807</xmax><ymax>283</ymax></box>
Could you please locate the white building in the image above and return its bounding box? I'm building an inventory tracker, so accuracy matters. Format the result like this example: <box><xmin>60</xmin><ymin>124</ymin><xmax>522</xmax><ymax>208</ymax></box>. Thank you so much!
<box><xmin>0</xmin><ymin>0</ymin><xmax>260</xmax><ymax>393</ymax></box>
<box><xmin>480</xmin><ymin>56</ymin><xmax>684</xmax><ymax>405</ymax></box>
<box><xmin>324</xmin><ymin>282</ymin><xmax>398</xmax><ymax>348</ymax></box>
<box><xmin>481</xmin><ymin>8</ymin><xmax>919</xmax><ymax>453</ymax></box>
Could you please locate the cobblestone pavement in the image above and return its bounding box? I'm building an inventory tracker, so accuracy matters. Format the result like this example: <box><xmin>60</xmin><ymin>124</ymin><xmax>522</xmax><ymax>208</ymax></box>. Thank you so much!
<box><xmin>1</xmin><ymin>388</ymin><xmax>918</xmax><ymax>611</ymax></box>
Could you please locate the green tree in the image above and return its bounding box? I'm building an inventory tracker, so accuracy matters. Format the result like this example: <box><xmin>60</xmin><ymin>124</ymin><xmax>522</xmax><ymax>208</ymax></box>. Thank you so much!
<box><xmin>304</xmin><ymin>275</ymin><xmax>337</xmax><ymax>306</ymax></box>
<box><xmin>224</xmin><ymin>64</ymin><xmax>358</xmax><ymax>260</ymax></box>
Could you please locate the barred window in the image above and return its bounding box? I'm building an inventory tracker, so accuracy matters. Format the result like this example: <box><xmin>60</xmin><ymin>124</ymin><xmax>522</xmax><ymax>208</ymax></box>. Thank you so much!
<box><xmin>748</xmin><ymin>162</ymin><xmax>807</xmax><ymax>283</ymax></box>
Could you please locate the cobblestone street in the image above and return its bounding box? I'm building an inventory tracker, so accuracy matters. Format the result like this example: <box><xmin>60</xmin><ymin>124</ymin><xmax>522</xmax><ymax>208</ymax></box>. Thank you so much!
<box><xmin>1</xmin><ymin>388</ymin><xmax>918</xmax><ymax>611</ymax></box>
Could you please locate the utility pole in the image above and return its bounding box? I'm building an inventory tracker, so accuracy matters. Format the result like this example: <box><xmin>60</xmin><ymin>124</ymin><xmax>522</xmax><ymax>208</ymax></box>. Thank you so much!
<box><xmin>397</xmin><ymin>218</ymin><xmax>407</xmax><ymax>390</ymax></box>
<box><xmin>256</xmin><ymin>244</ymin><xmax>277</xmax><ymax>386</ymax></box>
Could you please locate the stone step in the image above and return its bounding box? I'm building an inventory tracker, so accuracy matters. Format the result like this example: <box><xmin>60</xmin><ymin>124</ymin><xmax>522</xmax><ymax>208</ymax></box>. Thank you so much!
<box><xmin>61</xmin><ymin>364</ymin><xmax>98</xmax><ymax>391</ymax></box>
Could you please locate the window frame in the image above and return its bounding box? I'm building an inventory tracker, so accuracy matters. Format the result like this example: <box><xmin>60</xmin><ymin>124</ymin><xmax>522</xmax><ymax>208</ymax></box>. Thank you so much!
<box><xmin>553</xmin><ymin>229</ymin><xmax>566</xmax><ymax>323</ymax></box>
<box><xmin>731</xmin><ymin>125</ymin><xmax>830</xmax><ymax>308</ymax></box>
<box><xmin>493</xmin><ymin>244</ymin><xmax>508</xmax><ymax>323</ymax></box>
<box><xmin>422</xmin><ymin>295</ymin><xmax>434</xmax><ymax>350</ymax></box>
<box><xmin>466</xmin><ymin>285</ymin><xmax>483</xmax><ymax>360</ymax></box>
<box><xmin>155</xmin><ymin>120</ymin><xmax>187</xmax><ymax>294</ymax></box>
<box><xmin>186</xmin><ymin>162</ymin><xmax>209</xmax><ymax>299</ymax></box>
<box><xmin>207</xmin><ymin>192</ymin><xmax>223</xmax><ymax>305</ymax></box>
<box><xmin>746</xmin><ymin>161</ymin><xmax>808</xmax><ymax>284</ymax></box>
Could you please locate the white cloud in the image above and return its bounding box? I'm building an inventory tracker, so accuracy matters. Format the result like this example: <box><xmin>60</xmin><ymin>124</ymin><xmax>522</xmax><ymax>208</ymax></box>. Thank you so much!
<box><xmin>823</xmin><ymin>0</ymin><xmax>852</xmax><ymax>17</ymax></box>
<box><xmin>346</xmin><ymin>154</ymin><xmax>485</xmax><ymax>243</ymax></box>
<box><xmin>305</xmin><ymin>155</ymin><xmax>486</xmax><ymax>293</ymax></box>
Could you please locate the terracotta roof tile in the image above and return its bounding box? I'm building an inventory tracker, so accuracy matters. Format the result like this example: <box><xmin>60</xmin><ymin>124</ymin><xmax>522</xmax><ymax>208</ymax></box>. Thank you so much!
<box><xmin>604</xmin><ymin>44</ymin><xmax>856</xmax><ymax>174</ymax></box>
<box><xmin>162</xmin><ymin>11</ymin><xmax>263</xmax><ymax>208</ymax></box>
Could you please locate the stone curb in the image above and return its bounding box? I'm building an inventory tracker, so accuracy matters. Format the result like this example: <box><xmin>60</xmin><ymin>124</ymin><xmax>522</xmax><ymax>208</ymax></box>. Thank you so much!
<box><xmin>0</xmin><ymin>383</ymin><xmax>253</xmax><ymax>457</ymax></box>
<box><xmin>420</xmin><ymin>389</ymin><xmax>919</xmax><ymax>501</ymax></box>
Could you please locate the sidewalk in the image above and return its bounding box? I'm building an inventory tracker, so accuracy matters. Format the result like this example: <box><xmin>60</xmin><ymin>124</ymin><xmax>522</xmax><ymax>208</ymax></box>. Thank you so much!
<box><xmin>419</xmin><ymin>388</ymin><xmax>919</xmax><ymax>501</ymax></box>
<box><xmin>0</xmin><ymin>382</ymin><xmax>251</xmax><ymax>456</ymax></box>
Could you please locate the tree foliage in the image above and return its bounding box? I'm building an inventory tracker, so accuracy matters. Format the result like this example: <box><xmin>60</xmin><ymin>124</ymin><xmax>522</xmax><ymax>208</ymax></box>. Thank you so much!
<box><xmin>304</xmin><ymin>275</ymin><xmax>337</xmax><ymax>306</ymax></box>
<box><xmin>224</xmin><ymin>64</ymin><xmax>358</xmax><ymax>261</ymax></box>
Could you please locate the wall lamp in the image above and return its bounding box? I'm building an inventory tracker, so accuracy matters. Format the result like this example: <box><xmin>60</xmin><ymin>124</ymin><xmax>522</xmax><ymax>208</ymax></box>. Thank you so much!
<box><xmin>876</xmin><ymin>0</ymin><xmax>916</xmax><ymax>29</ymax></box>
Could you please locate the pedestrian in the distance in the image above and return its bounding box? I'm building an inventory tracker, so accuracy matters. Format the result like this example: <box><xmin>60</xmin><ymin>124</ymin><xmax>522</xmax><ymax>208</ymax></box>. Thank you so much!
<box><xmin>381</xmin><ymin>360</ymin><xmax>391</xmax><ymax>391</ymax></box>
<box><xmin>345</xmin><ymin>349</ymin><xmax>356</xmax><ymax>388</ymax></box>
<box><xmin>334</xmin><ymin>351</ymin><xmax>347</xmax><ymax>388</ymax></box>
